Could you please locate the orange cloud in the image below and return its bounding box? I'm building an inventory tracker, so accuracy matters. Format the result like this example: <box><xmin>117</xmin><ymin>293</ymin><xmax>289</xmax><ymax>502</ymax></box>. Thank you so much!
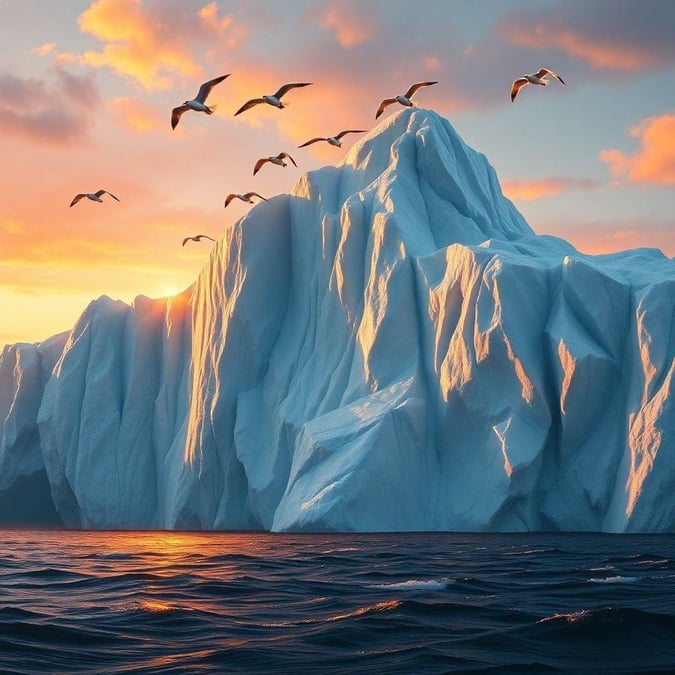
<box><xmin>108</xmin><ymin>96</ymin><xmax>164</xmax><ymax>133</ymax></box>
<box><xmin>538</xmin><ymin>218</ymin><xmax>675</xmax><ymax>257</ymax></box>
<box><xmin>505</xmin><ymin>26</ymin><xmax>656</xmax><ymax>71</ymax></box>
<box><xmin>314</xmin><ymin>1</ymin><xmax>376</xmax><ymax>48</ymax></box>
<box><xmin>77</xmin><ymin>0</ymin><xmax>205</xmax><ymax>90</ymax></box>
<box><xmin>600</xmin><ymin>114</ymin><xmax>675</xmax><ymax>185</ymax></box>
<box><xmin>30</xmin><ymin>43</ymin><xmax>56</xmax><ymax>57</ymax></box>
<box><xmin>502</xmin><ymin>177</ymin><xmax>600</xmax><ymax>201</ymax></box>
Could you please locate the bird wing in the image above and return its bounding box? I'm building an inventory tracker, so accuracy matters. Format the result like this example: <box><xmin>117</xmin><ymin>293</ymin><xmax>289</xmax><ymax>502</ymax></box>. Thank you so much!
<box><xmin>280</xmin><ymin>152</ymin><xmax>297</xmax><ymax>166</ymax></box>
<box><xmin>182</xmin><ymin>237</ymin><xmax>193</xmax><ymax>246</ymax></box>
<box><xmin>245</xmin><ymin>192</ymin><xmax>267</xmax><ymax>201</ymax></box>
<box><xmin>69</xmin><ymin>193</ymin><xmax>85</xmax><ymax>207</ymax></box>
<box><xmin>404</xmin><ymin>81</ymin><xmax>438</xmax><ymax>98</ymax></box>
<box><xmin>536</xmin><ymin>68</ymin><xmax>565</xmax><ymax>84</ymax></box>
<box><xmin>234</xmin><ymin>98</ymin><xmax>265</xmax><ymax>116</ymax></box>
<box><xmin>224</xmin><ymin>194</ymin><xmax>237</xmax><ymax>207</ymax></box>
<box><xmin>202</xmin><ymin>235</ymin><xmax>216</xmax><ymax>242</ymax></box>
<box><xmin>336</xmin><ymin>129</ymin><xmax>367</xmax><ymax>139</ymax></box>
<box><xmin>298</xmin><ymin>137</ymin><xmax>325</xmax><ymax>148</ymax></box>
<box><xmin>375</xmin><ymin>98</ymin><xmax>398</xmax><ymax>119</ymax></box>
<box><xmin>195</xmin><ymin>74</ymin><xmax>230</xmax><ymax>103</ymax></box>
<box><xmin>171</xmin><ymin>104</ymin><xmax>190</xmax><ymax>129</ymax></box>
<box><xmin>273</xmin><ymin>82</ymin><xmax>313</xmax><ymax>99</ymax></box>
<box><xmin>510</xmin><ymin>78</ymin><xmax>528</xmax><ymax>102</ymax></box>
<box><xmin>253</xmin><ymin>158</ymin><xmax>268</xmax><ymax>175</ymax></box>
<box><xmin>96</xmin><ymin>189</ymin><xmax>120</xmax><ymax>201</ymax></box>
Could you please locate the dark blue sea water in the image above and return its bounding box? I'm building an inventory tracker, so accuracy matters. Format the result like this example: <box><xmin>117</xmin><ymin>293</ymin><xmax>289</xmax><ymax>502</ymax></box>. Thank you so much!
<box><xmin>1</xmin><ymin>531</ymin><xmax>675</xmax><ymax>673</ymax></box>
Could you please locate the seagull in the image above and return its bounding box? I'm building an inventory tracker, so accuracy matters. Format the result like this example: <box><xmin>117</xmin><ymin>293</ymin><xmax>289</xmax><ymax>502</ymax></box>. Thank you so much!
<box><xmin>171</xmin><ymin>74</ymin><xmax>230</xmax><ymax>129</ymax></box>
<box><xmin>298</xmin><ymin>129</ymin><xmax>367</xmax><ymax>148</ymax></box>
<box><xmin>510</xmin><ymin>68</ymin><xmax>565</xmax><ymax>102</ymax></box>
<box><xmin>375</xmin><ymin>81</ymin><xmax>438</xmax><ymax>119</ymax></box>
<box><xmin>234</xmin><ymin>82</ymin><xmax>313</xmax><ymax>116</ymax></box>
<box><xmin>69</xmin><ymin>189</ymin><xmax>120</xmax><ymax>207</ymax></box>
<box><xmin>224</xmin><ymin>192</ymin><xmax>267</xmax><ymax>208</ymax></box>
<box><xmin>253</xmin><ymin>152</ymin><xmax>297</xmax><ymax>176</ymax></box>
<box><xmin>182</xmin><ymin>234</ymin><xmax>216</xmax><ymax>246</ymax></box>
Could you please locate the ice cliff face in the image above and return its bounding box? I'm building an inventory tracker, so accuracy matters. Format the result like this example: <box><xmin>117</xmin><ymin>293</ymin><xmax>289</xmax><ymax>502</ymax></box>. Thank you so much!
<box><xmin>2</xmin><ymin>108</ymin><xmax>674</xmax><ymax>531</ymax></box>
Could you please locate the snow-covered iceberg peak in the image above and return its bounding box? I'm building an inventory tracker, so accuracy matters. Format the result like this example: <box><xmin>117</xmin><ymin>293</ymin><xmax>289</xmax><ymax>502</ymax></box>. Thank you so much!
<box><xmin>2</xmin><ymin>107</ymin><xmax>674</xmax><ymax>532</ymax></box>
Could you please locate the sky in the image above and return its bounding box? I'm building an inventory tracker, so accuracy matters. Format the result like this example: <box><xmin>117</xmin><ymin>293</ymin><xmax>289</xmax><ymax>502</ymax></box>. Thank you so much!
<box><xmin>1</xmin><ymin>0</ymin><xmax>674</xmax><ymax>346</ymax></box>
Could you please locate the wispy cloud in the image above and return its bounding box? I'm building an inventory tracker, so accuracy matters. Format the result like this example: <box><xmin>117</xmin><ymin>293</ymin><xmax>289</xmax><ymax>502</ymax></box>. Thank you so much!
<box><xmin>30</xmin><ymin>43</ymin><xmax>56</xmax><ymax>57</ymax></box>
<box><xmin>498</xmin><ymin>0</ymin><xmax>675</xmax><ymax>72</ymax></box>
<box><xmin>108</xmin><ymin>96</ymin><xmax>165</xmax><ymax>133</ymax></box>
<box><xmin>310</xmin><ymin>0</ymin><xmax>378</xmax><ymax>48</ymax></box>
<box><xmin>600</xmin><ymin>113</ymin><xmax>675</xmax><ymax>185</ymax></box>
<box><xmin>502</xmin><ymin>177</ymin><xmax>601</xmax><ymax>201</ymax></box>
<box><xmin>539</xmin><ymin>216</ymin><xmax>675</xmax><ymax>257</ymax></box>
<box><xmin>0</xmin><ymin>67</ymin><xmax>99</xmax><ymax>144</ymax></box>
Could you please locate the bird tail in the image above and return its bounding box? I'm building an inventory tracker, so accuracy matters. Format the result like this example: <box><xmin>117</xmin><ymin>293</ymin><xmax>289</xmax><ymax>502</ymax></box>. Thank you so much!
<box><xmin>206</xmin><ymin>105</ymin><xmax>218</xmax><ymax>114</ymax></box>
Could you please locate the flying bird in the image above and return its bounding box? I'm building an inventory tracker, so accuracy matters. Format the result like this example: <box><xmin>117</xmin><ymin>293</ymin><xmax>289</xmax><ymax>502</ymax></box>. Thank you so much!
<box><xmin>298</xmin><ymin>129</ymin><xmax>367</xmax><ymax>148</ymax></box>
<box><xmin>253</xmin><ymin>152</ymin><xmax>297</xmax><ymax>176</ymax></box>
<box><xmin>375</xmin><ymin>81</ymin><xmax>438</xmax><ymax>119</ymax></box>
<box><xmin>510</xmin><ymin>68</ymin><xmax>565</xmax><ymax>102</ymax></box>
<box><xmin>224</xmin><ymin>192</ymin><xmax>267</xmax><ymax>208</ymax></box>
<box><xmin>69</xmin><ymin>189</ymin><xmax>120</xmax><ymax>207</ymax></box>
<box><xmin>234</xmin><ymin>82</ymin><xmax>313</xmax><ymax>116</ymax></box>
<box><xmin>182</xmin><ymin>234</ymin><xmax>216</xmax><ymax>246</ymax></box>
<box><xmin>171</xmin><ymin>74</ymin><xmax>230</xmax><ymax>129</ymax></box>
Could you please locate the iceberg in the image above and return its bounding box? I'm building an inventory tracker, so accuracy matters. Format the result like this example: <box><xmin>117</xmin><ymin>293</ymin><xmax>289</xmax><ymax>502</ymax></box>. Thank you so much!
<box><xmin>1</xmin><ymin>108</ymin><xmax>674</xmax><ymax>531</ymax></box>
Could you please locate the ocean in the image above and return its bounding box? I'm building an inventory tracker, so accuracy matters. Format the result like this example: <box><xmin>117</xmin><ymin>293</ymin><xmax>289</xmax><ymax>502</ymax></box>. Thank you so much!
<box><xmin>1</xmin><ymin>530</ymin><xmax>675</xmax><ymax>673</ymax></box>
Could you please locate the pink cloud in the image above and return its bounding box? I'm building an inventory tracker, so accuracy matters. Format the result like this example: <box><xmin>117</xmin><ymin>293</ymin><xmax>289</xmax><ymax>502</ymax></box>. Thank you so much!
<box><xmin>30</xmin><ymin>43</ymin><xmax>56</xmax><ymax>57</ymax></box>
<box><xmin>498</xmin><ymin>1</ymin><xmax>675</xmax><ymax>72</ymax></box>
<box><xmin>0</xmin><ymin>68</ymin><xmax>99</xmax><ymax>144</ymax></box>
<box><xmin>502</xmin><ymin>177</ymin><xmax>601</xmax><ymax>201</ymax></box>
<box><xmin>311</xmin><ymin>0</ymin><xmax>377</xmax><ymax>48</ymax></box>
<box><xmin>600</xmin><ymin>114</ymin><xmax>675</xmax><ymax>185</ymax></box>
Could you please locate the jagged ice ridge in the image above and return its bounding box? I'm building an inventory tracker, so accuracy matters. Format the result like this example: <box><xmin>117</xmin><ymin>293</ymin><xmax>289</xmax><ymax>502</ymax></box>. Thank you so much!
<box><xmin>1</xmin><ymin>109</ymin><xmax>674</xmax><ymax>531</ymax></box>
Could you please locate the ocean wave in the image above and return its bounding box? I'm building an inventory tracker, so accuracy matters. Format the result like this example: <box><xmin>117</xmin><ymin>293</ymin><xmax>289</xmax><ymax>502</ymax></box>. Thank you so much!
<box><xmin>588</xmin><ymin>575</ymin><xmax>639</xmax><ymax>584</ymax></box>
<box><xmin>367</xmin><ymin>577</ymin><xmax>456</xmax><ymax>591</ymax></box>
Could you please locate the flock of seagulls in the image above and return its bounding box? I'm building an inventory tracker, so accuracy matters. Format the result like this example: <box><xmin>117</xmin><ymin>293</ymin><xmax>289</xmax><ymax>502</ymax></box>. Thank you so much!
<box><xmin>70</xmin><ymin>67</ymin><xmax>566</xmax><ymax>246</ymax></box>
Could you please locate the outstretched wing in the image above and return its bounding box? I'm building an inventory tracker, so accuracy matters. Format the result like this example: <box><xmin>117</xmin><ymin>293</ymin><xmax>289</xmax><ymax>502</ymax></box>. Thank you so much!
<box><xmin>234</xmin><ymin>98</ymin><xmax>265</xmax><ymax>116</ymax></box>
<box><xmin>335</xmin><ymin>129</ymin><xmax>367</xmax><ymax>139</ymax></box>
<box><xmin>510</xmin><ymin>78</ymin><xmax>529</xmax><ymax>102</ymax></box>
<box><xmin>298</xmin><ymin>137</ymin><xmax>325</xmax><ymax>148</ymax></box>
<box><xmin>280</xmin><ymin>152</ymin><xmax>297</xmax><ymax>166</ymax></box>
<box><xmin>171</xmin><ymin>104</ymin><xmax>190</xmax><ymax>129</ymax></box>
<box><xmin>69</xmin><ymin>193</ymin><xmax>85</xmax><ymax>207</ymax></box>
<box><xmin>253</xmin><ymin>158</ymin><xmax>268</xmax><ymax>175</ymax></box>
<box><xmin>536</xmin><ymin>68</ymin><xmax>565</xmax><ymax>84</ymax></box>
<box><xmin>96</xmin><ymin>189</ymin><xmax>120</xmax><ymax>201</ymax></box>
<box><xmin>404</xmin><ymin>81</ymin><xmax>438</xmax><ymax>99</ymax></box>
<box><xmin>195</xmin><ymin>74</ymin><xmax>230</xmax><ymax>103</ymax></box>
<box><xmin>375</xmin><ymin>97</ymin><xmax>397</xmax><ymax>119</ymax></box>
<box><xmin>182</xmin><ymin>237</ymin><xmax>193</xmax><ymax>246</ymax></box>
<box><xmin>273</xmin><ymin>82</ymin><xmax>313</xmax><ymax>99</ymax></box>
<box><xmin>245</xmin><ymin>192</ymin><xmax>267</xmax><ymax>201</ymax></box>
<box><xmin>224</xmin><ymin>193</ymin><xmax>238</xmax><ymax>207</ymax></box>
